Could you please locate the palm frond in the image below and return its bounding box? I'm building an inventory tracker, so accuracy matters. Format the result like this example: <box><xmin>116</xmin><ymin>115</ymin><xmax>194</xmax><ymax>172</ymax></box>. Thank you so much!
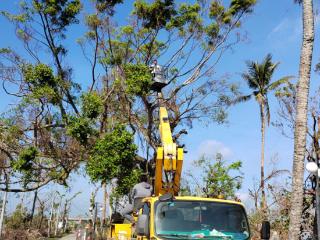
<box><xmin>242</xmin><ymin>72</ymin><xmax>259</xmax><ymax>89</ymax></box>
<box><xmin>243</xmin><ymin>54</ymin><xmax>280</xmax><ymax>90</ymax></box>
<box><xmin>261</xmin><ymin>54</ymin><xmax>278</xmax><ymax>86</ymax></box>
<box><xmin>267</xmin><ymin>76</ymin><xmax>294</xmax><ymax>90</ymax></box>
<box><xmin>231</xmin><ymin>94</ymin><xmax>252</xmax><ymax>104</ymax></box>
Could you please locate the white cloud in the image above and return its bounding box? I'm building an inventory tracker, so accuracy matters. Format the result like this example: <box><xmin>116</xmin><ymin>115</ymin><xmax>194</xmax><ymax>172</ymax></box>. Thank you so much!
<box><xmin>270</xmin><ymin>18</ymin><xmax>290</xmax><ymax>34</ymax></box>
<box><xmin>268</xmin><ymin>17</ymin><xmax>302</xmax><ymax>42</ymax></box>
<box><xmin>197</xmin><ymin>139</ymin><xmax>233</xmax><ymax>159</ymax></box>
<box><xmin>315</xmin><ymin>13</ymin><xmax>320</xmax><ymax>26</ymax></box>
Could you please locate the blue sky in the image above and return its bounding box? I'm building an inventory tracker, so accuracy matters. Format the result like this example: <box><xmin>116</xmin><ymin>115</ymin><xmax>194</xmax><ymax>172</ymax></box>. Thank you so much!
<box><xmin>0</xmin><ymin>0</ymin><xmax>320</xmax><ymax>217</ymax></box>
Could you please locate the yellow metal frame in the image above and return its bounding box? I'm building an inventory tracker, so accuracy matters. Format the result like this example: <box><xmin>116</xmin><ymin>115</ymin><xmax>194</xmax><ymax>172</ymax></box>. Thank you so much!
<box><xmin>154</xmin><ymin>107</ymin><xmax>184</xmax><ymax>196</ymax></box>
<box><xmin>109</xmin><ymin>223</ymin><xmax>132</xmax><ymax>239</ymax></box>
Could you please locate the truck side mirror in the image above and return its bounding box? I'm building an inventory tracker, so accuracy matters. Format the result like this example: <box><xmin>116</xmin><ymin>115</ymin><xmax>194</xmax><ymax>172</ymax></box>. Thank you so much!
<box><xmin>260</xmin><ymin>221</ymin><xmax>270</xmax><ymax>240</ymax></box>
<box><xmin>136</xmin><ymin>214</ymin><xmax>149</xmax><ymax>236</ymax></box>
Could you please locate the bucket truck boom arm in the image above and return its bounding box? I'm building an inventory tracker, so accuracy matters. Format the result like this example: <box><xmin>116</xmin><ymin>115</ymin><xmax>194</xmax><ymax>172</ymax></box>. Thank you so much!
<box><xmin>154</xmin><ymin>103</ymin><xmax>184</xmax><ymax>196</ymax></box>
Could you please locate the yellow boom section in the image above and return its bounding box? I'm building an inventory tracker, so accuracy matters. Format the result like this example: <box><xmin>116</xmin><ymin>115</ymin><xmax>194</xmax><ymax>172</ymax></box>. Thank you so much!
<box><xmin>154</xmin><ymin>106</ymin><xmax>183</xmax><ymax>196</ymax></box>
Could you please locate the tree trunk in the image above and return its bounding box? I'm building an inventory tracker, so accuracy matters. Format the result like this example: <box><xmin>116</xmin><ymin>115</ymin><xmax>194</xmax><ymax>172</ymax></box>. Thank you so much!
<box><xmin>48</xmin><ymin>195</ymin><xmax>55</xmax><ymax>237</ymax></box>
<box><xmin>38</xmin><ymin>205</ymin><xmax>44</xmax><ymax>229</ymax></box>
<box><xmin>288</xmin><ymin>0</ymin><xmax>314</xmax><ymax>239</ymax></box>
<box><xmin>55</xmin><ymin>199</ymin><xmax>62</xmax><ymax>236</ymax></box>
<box><xmin>30</xmin><ymin>190</ymin><xmax>38</xmax><ymax>223</ymax></box>
<box><xmin>260</xmin><ymin>102</ymin><xmax>266</xmax><ymax>215</ymax></box>
<box><xmin>0</xmin><ymin>191</ymin><xmax>8</xmax><ymax>237</ymax></box>
<box><xmin>102</xmin><ymin>182</ymin><xmax>107</xmax><ymax>227</ymax></box>
<box><xmin>62</xmin><ymin>200</ymin><xmax>68</xmax><ymax>233</ymax></box>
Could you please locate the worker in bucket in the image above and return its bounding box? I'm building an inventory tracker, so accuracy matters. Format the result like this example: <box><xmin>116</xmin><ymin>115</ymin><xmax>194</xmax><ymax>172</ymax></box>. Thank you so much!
<box><xmin>121</xmin><ymin>174</ymin><xmax>152</xmax><ymax>224</ymax></box>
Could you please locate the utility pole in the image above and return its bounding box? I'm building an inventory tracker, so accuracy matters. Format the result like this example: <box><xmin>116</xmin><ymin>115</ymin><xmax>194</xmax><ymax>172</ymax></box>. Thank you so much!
<box><xmin>0</xmin><ymin>191</ymin><xmax>8</xmax><ymax>237</ymax></box>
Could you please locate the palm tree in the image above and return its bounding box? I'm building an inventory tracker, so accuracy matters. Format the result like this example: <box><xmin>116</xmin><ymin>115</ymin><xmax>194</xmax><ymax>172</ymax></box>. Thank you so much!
<box><xmin>289</xmin><ymin>0</ymin><xmax>315</xmax><ymax>239</ymax></box>
<box><xmin>235</xmin><ymin>54</ymin><xmax>291</xmax><ymax>215</ymax></box>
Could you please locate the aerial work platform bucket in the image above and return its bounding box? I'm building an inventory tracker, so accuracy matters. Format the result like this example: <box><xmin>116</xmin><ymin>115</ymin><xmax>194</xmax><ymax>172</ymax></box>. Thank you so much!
<box><xmin>149</xmin><ymin>60</ymin><xmax>168</xmax><ymax>92</ymax></box>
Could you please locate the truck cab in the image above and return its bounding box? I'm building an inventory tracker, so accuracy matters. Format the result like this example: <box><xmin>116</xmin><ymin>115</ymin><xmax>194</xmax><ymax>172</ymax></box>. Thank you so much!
<box><xmin>136</xmin><ymin>196</ymin><xmax>250</xmax><ymax>240</ymax></box>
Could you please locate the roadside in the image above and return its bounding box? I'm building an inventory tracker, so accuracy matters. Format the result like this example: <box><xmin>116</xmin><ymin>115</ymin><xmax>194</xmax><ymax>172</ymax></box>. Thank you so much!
<box><xmin>58</xmin><ymin>233</ymin><xmax>76</xmax><ymax>240</ymax></box>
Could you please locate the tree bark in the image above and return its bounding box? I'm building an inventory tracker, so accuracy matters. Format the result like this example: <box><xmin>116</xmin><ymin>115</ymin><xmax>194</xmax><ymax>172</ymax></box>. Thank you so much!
<box><xmin>260</xmin><ymin>102</ymin><xmax>266</xmax><ymax>215</ymax></box>
<box><xmin>30</xmin><ymin>190</ymin><xmax>38</xmax><ymax>223</ymax></box>
<box><xmin>55</xmin><ymin>199</ymin><xmax>62</xmax><ymax>236</ymax></box>
<box><xmin>48</xmin><ymin>194</ymin><xmax>55</xmax><ymax>237</ymax></box>
<box><xmin>288</xmin><ymin>0</ymin><xmax>314</xmax><ymax>239</ymax></box>
<box><xmin>0</xmin><ymin>191</ymin><xmax>8</xmax><ymax>237</ymax></box>
<box><xmin>102</xmin><ymin>182</ymin><xmax>107</xmax><ymax>227</ymax></box>
<box><xmin>62</xmin><ymin>200</ymin><xmax>68</xmax><ymax>233</ymax></box>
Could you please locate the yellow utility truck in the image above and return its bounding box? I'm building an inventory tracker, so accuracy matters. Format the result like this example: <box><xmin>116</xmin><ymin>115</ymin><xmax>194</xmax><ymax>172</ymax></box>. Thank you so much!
<box><xmin>110</xmin><ymin>63</ymin><xmax>270</xmax><ymax>240</ymax></box>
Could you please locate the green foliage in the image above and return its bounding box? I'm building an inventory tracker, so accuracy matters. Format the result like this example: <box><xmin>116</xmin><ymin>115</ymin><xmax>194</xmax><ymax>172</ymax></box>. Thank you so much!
<box><xmin>140</xmin><ymin>40</ymin><xmax>166</xmax><ymax>58</ymax></box>
<box><xmin>271</xmin><ymin>189</ymin><xmax>290</xmax><ymax>235</ymax></box>
<box><xmin>191</xmin><ymin>153</ymin><xmax>243</xmax><ymax>199</ymax></box>
<box><xmin>0</xmin><ymin>117</ymin><xmax>24</xmax><ymax>147</ymax></box>
<box><xmin>33</xmin><ymin>0</ymin><xmax>82</xmax><ymax>32</ymax></box>
<box><xmin>0</xmin><ymin>11</ymin><xmax>29</xmax><ymax>23</ymax></box>
<box><xmin>99</xmin><ymin>40</ymin><xmax>128</xmax><ymax>66</ymax></box>
<box><xmin>123</xmin><ymin>63</ymin><xmax>152</xmax><ymax>96</ymax></box>
<box><xmin>275</xmin><ymin>82</ymin><xmax>296</xmax><ymax>98</ymax></box>
<box><xmin>0</xmin><ymin>47</ymin><xmax>12</xmax><ymax>54</ymax></box>
<box><xmin>29</xmin><ymin>0</ymin><xmax>82</xmax><ymax>59</ymax></box>
<box><xmin>24</xmin><ymin>63</ymin><xmax>56</xmax><ymax>87</ymax></box>
<box><xmin>209</xmin><ymin>0</ymin><xmax>256</xmax><ymax>26</ymax></box>
<box><xmin>205</xmin><ymin>23</ymin><xmax>220</xmax><ymax>39</ymax></box>
<box><xmin>86</xmin><ymin>124</ymin><xmax>138</xmax><ymax>194</ymax></box>
<box><xmin>114</xmin><ymin>168</ymin><xmax>142</xmax><ymax>196</ymax></box>
<box><xmin>12</xmin><ymin>146</ymin><xmax>40</xmax><ymax>187</ymax></box>
<box><xmin>5</xmin><ymin>204</ymin><xmax>28</xmax><ymax>229</ymax></box>
<box><xmin>121</xmin><ymin>25</ymin><xmax>134</xmax><ymax>35</ymax></box>
<box><xmin>0</xmin><ymin>0</ymin><xmax>257</xmax><ymax>195</ymax></box>
<box><xmin>95</xmin><ymin>0</ymin><xmax>123</xmax><ymax>14</ymax></box>
<box><xmin>23</xmin><ymin>63</ymin><xmax>61</xmax><ymax>104</ymax></box>
<box><xmin>85</xmin><ymin>14</ymin><xmax>101</xmax><ymax>28</ymax></box>
<box><xmin>242</xmin><ymin>54</ymin><xmax>279</xmax><ymax>93</ymax></box>
<box><xmin>229</xmin><ymin>0</ymin><xmax>257</xmax><ymax>15</ymax></box>
<box><xmin>237</xmin><ymin>54</ymin><xmax>292</xmax><ymax>124</ymax></box>
<box><xmin>134</xmin><ymin>0</ymin><xmax>176</xmax><ymax>29</ymax></box>
<box><xmin>166</xmin><ymin>3</ymin><xmax>202</xmax><ymax>34</ymax></box>
<box><xmin>13</xmin><ymin>146</ymin><xmax>38</xmax><ymax>172</ymax></box>
<box><xmin>81</xmin><ymin>92</ymin><xmax>103</xmax><ymax>119</ymax></box>
<box><xmin>212</xmin><ymin>108</ymin><xmax>228</xmax><ymax>124</ymax></box>
<box><xmin>179</xmin><ymin>178</ymin><xmax>192</xmax><ymax>196</ymax></box>
<box><xmin>66</xmin><ymin>116</ymin><xmax>96</xmax><ymax>145</ymax></box>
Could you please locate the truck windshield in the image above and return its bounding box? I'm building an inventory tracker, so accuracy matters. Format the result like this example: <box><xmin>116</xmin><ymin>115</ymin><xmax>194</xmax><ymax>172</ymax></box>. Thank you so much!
<box><xmin>154</xmin><ymin>201</ymin><xmax>250</xmax><ymax>240</ymax></box>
